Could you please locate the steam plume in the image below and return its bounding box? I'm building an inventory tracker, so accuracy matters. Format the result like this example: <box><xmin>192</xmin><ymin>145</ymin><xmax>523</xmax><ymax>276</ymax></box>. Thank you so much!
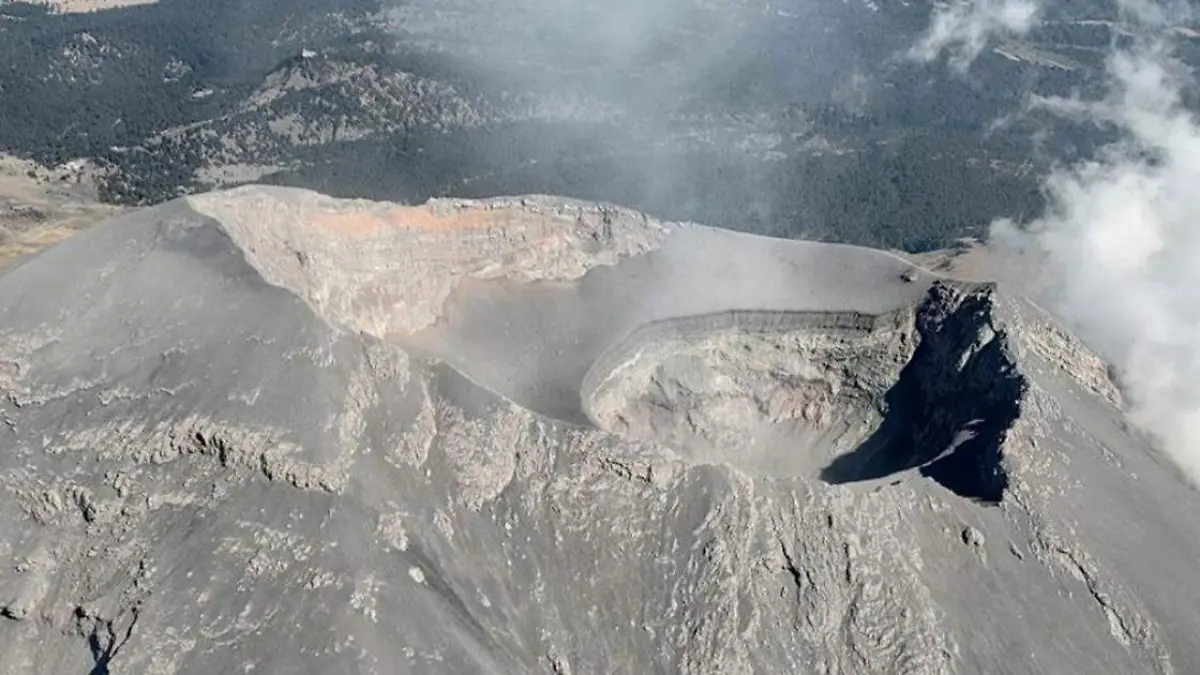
<box><xmin>910</xmin><ymin>0</ymin><xmax>1040</xmax><ymax>70</ymax></box>
<box><xmin>920</xmin><ymin>0</ymin><xmax>1200</xmax><ymax>482</ymax></box>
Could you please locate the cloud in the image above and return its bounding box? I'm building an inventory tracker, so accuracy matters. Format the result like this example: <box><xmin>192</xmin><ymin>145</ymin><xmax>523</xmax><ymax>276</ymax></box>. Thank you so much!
<box><xmin>910</xmin><ymin>0</ymin><xmax>1040</xmax><ymax>70</ymax></box>
<box><xmin>983</xmin><ymin>9</ymin><xmax>1200</xmax><ymax>482</ymax></box>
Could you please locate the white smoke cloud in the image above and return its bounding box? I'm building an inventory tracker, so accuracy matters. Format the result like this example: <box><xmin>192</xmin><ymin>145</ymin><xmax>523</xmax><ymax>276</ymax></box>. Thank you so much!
<box><xmin>995</xmin><ymin>35</ymin><xmax>1200</xmax><ymax>482</ymax></box>
<box><xmin>913</xmin><ymin>0</ymin><xmax>1200</xmax><ymax>481</ymax></box>
<box><xmin>910</xmin><ymin>0</ymin><xmax>1041</xmax><ymax>70</ymax></box>
<box><xmin>912</xmin><ymin>0</ymin><xmax>1200</xmax><ymax>482</ymax></box>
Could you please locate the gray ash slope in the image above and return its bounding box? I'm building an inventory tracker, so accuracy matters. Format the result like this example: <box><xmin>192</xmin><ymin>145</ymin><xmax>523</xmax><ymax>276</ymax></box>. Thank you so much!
<box><xmin>1</xmin><ymin>185</ymin><xmax>1199</xmax><ymax>674</ymax></box>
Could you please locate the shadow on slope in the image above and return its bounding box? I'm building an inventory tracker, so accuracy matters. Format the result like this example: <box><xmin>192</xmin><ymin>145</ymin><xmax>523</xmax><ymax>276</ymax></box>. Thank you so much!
<box><xmin>821</xmin><ymin>284</ymin><xmax>1025</xmax><ymax>503</ymax></box>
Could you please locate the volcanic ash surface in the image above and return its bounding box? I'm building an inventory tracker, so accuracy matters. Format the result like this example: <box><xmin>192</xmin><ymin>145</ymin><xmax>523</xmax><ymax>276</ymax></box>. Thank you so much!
<box><xmin>0</xmin><ymin>185</ymin><xmax>1196</xmax><ymax>675</ymax></box>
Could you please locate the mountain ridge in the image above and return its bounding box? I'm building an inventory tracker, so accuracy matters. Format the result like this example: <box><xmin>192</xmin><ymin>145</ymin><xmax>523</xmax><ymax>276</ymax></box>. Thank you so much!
<box><xmin>0</xmin><ymin>186</ymin><xmax>1196</xmax><ymax>673</ymax></box>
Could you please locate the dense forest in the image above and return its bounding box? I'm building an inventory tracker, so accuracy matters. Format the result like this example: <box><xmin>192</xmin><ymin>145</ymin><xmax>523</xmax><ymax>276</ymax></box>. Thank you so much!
<box><xmin>0</xmin><ymin>0</ymin><xmax>383</xmax><ymax>161</ymax></box>
<box><xmin>0</xmin><ymin>0</ymin><xmax>1145</xmax><ymax>251</ymax></box>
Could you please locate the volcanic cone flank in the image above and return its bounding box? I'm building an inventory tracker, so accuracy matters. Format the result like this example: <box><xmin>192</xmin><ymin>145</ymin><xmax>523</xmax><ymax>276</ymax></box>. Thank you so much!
<box><xmin>0</xmin><ymin>185</ymin><xmax>1197</xmax><ymax>675</ymax></box>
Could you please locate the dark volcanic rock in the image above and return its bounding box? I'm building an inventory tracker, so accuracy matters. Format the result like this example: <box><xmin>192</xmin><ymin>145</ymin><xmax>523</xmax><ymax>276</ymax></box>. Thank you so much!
<box><xmin>0</xmin><ymin>186</ymin><xmax>1198</xmax><ymax>674</ymax></box>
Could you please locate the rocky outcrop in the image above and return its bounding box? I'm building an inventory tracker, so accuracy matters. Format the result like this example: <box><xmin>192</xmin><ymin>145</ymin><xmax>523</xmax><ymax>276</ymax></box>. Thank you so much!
<box><xmin>821</xmin><ymin>282</ymin><xmax>1026</xmax><ymax>501</ymax></box>
<box><xmin>189</xmin><ymin>186</ymin><xmax>673</xmax><ymax>335</ymax></box>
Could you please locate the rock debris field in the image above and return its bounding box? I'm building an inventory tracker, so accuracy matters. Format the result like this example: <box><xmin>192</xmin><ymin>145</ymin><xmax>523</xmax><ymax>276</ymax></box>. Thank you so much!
<box><xmin>0</xmin><ymin>185</ymin><xmax>1197</xmax><ymax>674</ymax></box>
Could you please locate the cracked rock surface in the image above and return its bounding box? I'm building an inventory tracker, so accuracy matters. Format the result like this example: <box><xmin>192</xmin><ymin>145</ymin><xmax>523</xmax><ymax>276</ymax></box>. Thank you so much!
<box><xmin>0</xmin><ymin>185</ymin><xmax>1198</xmax><ymax>674</ymax></box>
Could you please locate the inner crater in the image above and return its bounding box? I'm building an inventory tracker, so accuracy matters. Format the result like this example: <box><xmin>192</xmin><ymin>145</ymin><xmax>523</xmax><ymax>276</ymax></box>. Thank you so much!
<box><xmin>580</xmin><ymin>310</ymin><xmax>917</xmax><ymax>479</ymax></box>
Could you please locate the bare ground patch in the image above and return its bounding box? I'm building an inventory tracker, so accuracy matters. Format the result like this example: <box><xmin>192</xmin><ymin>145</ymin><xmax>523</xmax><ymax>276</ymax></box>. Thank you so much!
<box><xmin>0</xmin><ymin>155</ymin><xmax>122</xmax><ymax>268</ymax></box>
<box><xmin>19</xmin><ymin>0</ymin><xmax>158</xmax><ymax>13</ymax></box>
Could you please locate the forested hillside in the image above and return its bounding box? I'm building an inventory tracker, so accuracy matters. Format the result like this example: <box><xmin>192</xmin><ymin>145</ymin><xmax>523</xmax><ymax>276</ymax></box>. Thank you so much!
<box><xmin>0</xmin><ymin>0</ymin><xmax>1162</xmax><ymax>251</ymax></box>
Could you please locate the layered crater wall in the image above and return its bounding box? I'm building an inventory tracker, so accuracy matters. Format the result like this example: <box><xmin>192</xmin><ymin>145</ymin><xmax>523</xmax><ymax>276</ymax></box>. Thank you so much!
<box><xmin>189</xmin><ymin>186</ymin><xmax>1027</xmax><ymax>498</ymax></box>
<box><xmin>580</xmin><ymin>309</ymin><xmax>917</xmax><ymax>478</ymax></box>
<box><xmin>577</xmin><ymin>285</ymin><xmax>1024</xmax><ymax>501</ymax></box>
<box><xmin>187</xmin><ymin>185</ymin><xmax>672</xmax><ymax>335</ymax></box>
